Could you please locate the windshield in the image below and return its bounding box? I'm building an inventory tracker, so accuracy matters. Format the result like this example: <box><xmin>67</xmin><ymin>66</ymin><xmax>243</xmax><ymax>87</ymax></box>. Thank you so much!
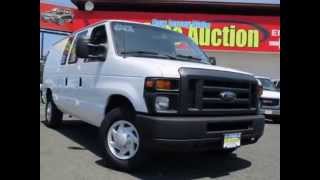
<box><xmin>258</xmin><ymin>78</ymin><xmax>276</xmax><ymax>91</ymax></box>
<box><xmin>111</xmin><ymin>22</ymin><xmax>209</xmax><ymax>64</ymax></box>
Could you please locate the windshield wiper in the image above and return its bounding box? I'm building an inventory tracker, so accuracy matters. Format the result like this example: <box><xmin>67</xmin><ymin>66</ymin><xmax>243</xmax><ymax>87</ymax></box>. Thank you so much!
<box><xmin>121</xmin><ymin>51</ymin><xmax>178</xmax><ymax>60</ymax></box>
<box><xmin>120</xmin><ymin>51</ymin><xmax>205</xmax><ymax>63</ymax></box>
<box><xmin>121</xmin><ymin>51</ymin><xmax>159</xmax><ymax>55</ymax></box>
<box><xmin>175</xmin><ymin>54</ymin><xmax>202</xmax><ymax>61</ymax></box>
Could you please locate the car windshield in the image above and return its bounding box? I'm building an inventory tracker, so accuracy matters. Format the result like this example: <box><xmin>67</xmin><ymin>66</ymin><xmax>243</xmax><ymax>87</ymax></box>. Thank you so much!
<box><xmin>111</xmin><ymin>22</ymin><xmax>209</xmax><ymax>64</ymax></box>
<box><xmin>258</xmin><ymin>78</ymin><xmax>276</xmax><ymax>91</ymax></box>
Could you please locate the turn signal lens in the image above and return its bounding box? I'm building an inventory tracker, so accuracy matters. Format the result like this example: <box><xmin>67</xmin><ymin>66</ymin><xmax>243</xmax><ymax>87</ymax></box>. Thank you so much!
<box><xmin>145</xmin><ymin>78</ymin><xmax>179</xmax><ymax>91</ymax></box>
<box><xmin>155</xmin><ymin>80</ymin><xmax>172</xmax><ymax>90</ymax></box>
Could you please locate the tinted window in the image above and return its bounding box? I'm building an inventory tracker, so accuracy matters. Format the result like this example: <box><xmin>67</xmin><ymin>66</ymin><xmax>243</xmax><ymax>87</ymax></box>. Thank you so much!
<box><xmin>258</xmin><ymin>78</ymin><xmax>276</xmax><ymax>91</ymax></box>
<box><xmin>62</xmin><ymin>15</ymin><xmax>72</xmax><ymax>19</ymax></box>
<box><xmin>90</xmin><ymin>25</ymin><xmax>107</xmax><ymax>44</ymax></box>
<box><xmin>61</xmin><ymin>36</ymin><xmax>74</xmax><ymax>65</ymax></box>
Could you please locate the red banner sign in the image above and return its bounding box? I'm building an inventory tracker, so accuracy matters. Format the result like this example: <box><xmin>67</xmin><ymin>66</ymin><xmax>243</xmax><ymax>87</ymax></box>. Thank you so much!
<box><xmin>40</xmin><ymin>2</ymin><xmax>280</xmax><ymax>53</ymax></box>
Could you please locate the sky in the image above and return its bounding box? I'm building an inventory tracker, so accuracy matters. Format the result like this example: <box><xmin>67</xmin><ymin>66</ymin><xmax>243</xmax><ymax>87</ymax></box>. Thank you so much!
<box><xmin>40</xmin><ymin>0</ymin><xmax>280</xmax><ymax>57</ymax></box>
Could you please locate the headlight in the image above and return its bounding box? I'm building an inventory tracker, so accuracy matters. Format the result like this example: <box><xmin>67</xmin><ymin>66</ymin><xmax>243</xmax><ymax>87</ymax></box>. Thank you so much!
<box><xmin>155</xmin><ymin>96</ymin><xmax>170</xmax><ymax>112</ymax></box>
<box><xmin>144</xmin><ymin>78</ymin><xmax>179</xmax><ymax>114</ymax></box>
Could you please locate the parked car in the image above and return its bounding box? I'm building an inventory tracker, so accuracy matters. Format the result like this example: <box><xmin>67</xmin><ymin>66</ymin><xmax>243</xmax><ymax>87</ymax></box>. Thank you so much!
<box><xmin>273</xmin><ymin>79</ymin><xmax>280</xmax><ymax>91</ymax></box>
<box><xmin>255</xmin><ymin>76</ymin><xmax>280</xmax><ymax>122</ymax></box>
<box><xmin>42</xmin><ymin>20</ymin><xmax>265</xmax><ymax>170</ymax></box>
<box><xmin>41</xmin><ymin>8</ymin><xmax>74</xmax><ymax>25</ymax></box>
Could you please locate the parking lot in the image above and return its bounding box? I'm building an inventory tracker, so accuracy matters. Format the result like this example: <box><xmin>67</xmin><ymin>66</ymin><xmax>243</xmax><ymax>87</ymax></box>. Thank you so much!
<box><xmin>40</xmin><ymin>103</ymin><xmax>280</xmax><ymax>180</ymax></box>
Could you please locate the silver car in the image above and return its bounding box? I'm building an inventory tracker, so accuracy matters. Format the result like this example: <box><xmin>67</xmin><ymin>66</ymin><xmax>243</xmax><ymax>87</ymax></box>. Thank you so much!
<box><xmin>41</xmin><ymin>8</ymin><xmax>74</xmax><ymax>25</ymax></box>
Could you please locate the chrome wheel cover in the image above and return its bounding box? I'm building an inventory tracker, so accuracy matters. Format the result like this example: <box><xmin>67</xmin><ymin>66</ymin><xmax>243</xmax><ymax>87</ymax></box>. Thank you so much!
<box><xmin>106</xmin><ymin>120</ymin><xmax>139</xmax><ymax>160</ymax></box>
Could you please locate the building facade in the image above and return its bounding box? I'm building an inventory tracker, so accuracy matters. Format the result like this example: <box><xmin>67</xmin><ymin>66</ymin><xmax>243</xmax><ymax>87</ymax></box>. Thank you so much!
<box><xmin>40</xmin><ymin>0</ymin><xmax>280</xmax><ymax>79</ymax></box>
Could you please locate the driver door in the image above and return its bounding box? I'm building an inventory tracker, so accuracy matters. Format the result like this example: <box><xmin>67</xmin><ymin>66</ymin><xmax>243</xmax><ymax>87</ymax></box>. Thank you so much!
<box><xmin>75</xmin><ymin>24</ymin><xmax>109</xmax><ymax>124</ymax></box>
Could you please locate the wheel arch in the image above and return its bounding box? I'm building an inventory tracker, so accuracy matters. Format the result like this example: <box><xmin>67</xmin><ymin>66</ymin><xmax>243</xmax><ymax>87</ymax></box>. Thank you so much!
<box><xmin>104</xmin><ymin>94</ymin><xmax>136</xmax><ymax>115</ymax></box>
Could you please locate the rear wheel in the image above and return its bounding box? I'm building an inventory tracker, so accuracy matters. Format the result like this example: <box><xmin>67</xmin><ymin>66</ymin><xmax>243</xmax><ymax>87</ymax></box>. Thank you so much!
<box><xmin>100</xmin><ymin>107</ymin><xmax>146</xmax><ymax>171</ymax></box>
<box><xmin>45</xmin><ymin>95</ymin><xmax>63</xmax><ymax>128</ymax></box>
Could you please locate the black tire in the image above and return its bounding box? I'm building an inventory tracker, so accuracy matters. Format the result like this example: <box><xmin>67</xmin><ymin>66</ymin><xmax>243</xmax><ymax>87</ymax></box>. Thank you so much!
<box><xmin>45</xmin><ymin>96</ymin><xmax>63</xmax><ymax>128</ymax></box>
<box><xmin>99</xmin><ymin>107</ymin><xmax>146</xmax><ymax>171</ymax></box>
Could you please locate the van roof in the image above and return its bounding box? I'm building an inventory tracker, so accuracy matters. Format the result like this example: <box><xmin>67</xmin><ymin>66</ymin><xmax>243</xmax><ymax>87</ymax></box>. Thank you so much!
<box><xmin>52</xmin><ymin>20</ymin><xmax>153</xmax><ymax>46</ymax></box>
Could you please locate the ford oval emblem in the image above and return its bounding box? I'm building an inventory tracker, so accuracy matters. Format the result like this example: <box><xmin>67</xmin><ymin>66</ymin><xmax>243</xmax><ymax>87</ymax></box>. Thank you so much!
<box><xmin>220</xmin><ymin>91</ymin><xmax>237</xmax><ymax>102</ymax></box>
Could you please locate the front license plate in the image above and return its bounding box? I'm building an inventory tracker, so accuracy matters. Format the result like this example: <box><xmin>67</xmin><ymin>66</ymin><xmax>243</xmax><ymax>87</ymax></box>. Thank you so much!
<box><xmin>223</xmin><ymin>133</ymin><xmax>241</xmax><ymax>149</ymax></box>
<box><xmin>265</xmin><ymin>110</ymin><xmax>273</xmax><ymax>115</ymax></box>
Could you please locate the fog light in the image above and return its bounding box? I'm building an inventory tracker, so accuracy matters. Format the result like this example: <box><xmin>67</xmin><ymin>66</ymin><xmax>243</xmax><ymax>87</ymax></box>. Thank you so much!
<box><xmin>155</xmin><ymin>96</ymin><xmax>169</xmax><ymax>112</ymax></box>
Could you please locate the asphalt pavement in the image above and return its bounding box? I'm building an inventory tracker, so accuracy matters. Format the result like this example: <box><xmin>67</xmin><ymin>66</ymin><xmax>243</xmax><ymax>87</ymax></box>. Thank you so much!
<box><xmin>40</xmin><ymin>103</ymin><xmax>280</xmax><ymax>180</ymax></box>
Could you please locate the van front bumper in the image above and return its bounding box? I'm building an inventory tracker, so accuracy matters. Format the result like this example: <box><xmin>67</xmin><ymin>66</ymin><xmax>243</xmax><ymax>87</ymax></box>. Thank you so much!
<box><xmin>135</xmin><ymin>114</ymin><xmax>265</xmax><ymax>151</ymax></box>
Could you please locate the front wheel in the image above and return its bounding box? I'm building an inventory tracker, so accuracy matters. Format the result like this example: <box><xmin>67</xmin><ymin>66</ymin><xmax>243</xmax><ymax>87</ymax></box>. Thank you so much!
<box><xmin>100</xmin><ymin>107</ymin><xmax>146</xmax><ymax>171</ymax></box>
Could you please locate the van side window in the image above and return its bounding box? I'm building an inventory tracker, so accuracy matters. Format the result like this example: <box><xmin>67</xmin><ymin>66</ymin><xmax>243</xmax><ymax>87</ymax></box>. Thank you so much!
<box><xmin>61</xmin><ymin>36</ymin><xmax>74</xmax><ymax>65</ymax></box>
<box><xmin>90</xmin><ymin>25</ymin><xmax>107</xmax><ymax>44</ymax></box>
<box><xmin>68</xmin><ymin>30</ymin><xmax>88</xmax><ymax>64</ymax></box>
<box><xmin>86</xmin><ymin>25</ymin><xmax>107</xmax><ymax>62</ymax></box>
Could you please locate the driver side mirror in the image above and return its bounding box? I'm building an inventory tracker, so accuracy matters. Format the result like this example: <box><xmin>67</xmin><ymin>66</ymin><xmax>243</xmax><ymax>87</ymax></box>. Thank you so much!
<box><xmin>208</xmin><ymin>56</ymin><xmax>216</xmax><ymax>65</ymax></box>
<box><xmin>76</xmin><ymin>37</ymin><xmax>89</xmax><ymax>59</ymax></box>
<box><xmin>76</xmin><ymin>37</ymin><xmax>106</xmax><ymax>61</ymax></box>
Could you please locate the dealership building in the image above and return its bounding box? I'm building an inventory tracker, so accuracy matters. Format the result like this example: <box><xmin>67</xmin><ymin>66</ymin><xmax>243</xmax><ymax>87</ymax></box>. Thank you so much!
<box><xmin>40</xmin><ymin>0</ymin><xmax>280</xmax><ymax>79</ymax></box>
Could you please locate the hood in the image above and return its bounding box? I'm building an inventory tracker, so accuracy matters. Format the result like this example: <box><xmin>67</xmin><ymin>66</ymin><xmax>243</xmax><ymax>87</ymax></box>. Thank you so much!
<box><xmin>126</xmin><ymin>57</ymin><xmax>252</xmax><ymax>78</ymax></box>
<box><xmin>261</xmin><ymin>89</ymin><xmax>280</xmax><ymax>99</ymax></box>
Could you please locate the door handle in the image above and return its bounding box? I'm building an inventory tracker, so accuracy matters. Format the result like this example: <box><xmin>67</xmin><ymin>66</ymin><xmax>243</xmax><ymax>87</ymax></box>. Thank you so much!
<box><xmin>65</xmin><ymin>77</ymin><xmax>68</xmax><ymax>86</ymax></box>
<box><xmin>79</xmin><ymin>77</ymin><xmax>82</xmax><ymax>87</ymax></box>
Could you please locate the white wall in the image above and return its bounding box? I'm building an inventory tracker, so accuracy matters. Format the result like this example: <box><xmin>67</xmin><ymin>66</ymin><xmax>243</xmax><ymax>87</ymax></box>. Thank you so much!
<box><xmin>206</xmin><ymin>51</ymin><xmax>280</xmax><ymax>79</ymax></box>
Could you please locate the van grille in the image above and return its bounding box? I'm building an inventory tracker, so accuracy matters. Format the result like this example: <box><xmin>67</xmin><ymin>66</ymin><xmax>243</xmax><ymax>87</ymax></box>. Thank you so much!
<box><xmin>261</xmin><ymin>98</ymin><xmax>279</xmax><ymax>107</ymax></box>
<box><xmin>179</xmin><ymin>68</ymin><xmax>258</xmax><ymax>116</ymax></box>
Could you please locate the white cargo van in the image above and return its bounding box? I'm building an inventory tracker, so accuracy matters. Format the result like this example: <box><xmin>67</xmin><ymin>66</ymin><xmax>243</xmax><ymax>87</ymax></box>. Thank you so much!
<box><xmin>42</xmin><ymin>20</ymin><xmax>265</xmax><ymax>170</ymax></box>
